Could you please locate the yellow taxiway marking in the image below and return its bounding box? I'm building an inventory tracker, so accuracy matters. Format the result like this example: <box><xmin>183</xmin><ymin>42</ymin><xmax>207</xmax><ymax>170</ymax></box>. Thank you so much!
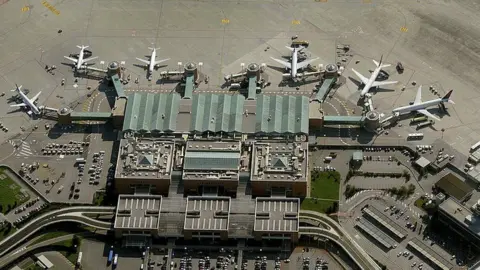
<box><xmin>292</xmin><ymin>20</ymin><xmax>301</xmax><ymax>25</ymax></box>
<box><xmin>42</xmin><ymin>0</ymin><xmax>60</xmax><ymax>15</ymax></box>
<box><xmin>401</xmin><ymin>26</ymin><xmax>408</xmax><ymax>32</ymax></box>
<box><xmin>221</xmin><ymin>18</ymin><xmax>230</xmax><ymax>24</ymax></box>
<box><xmin>21</xmin><ymin>6</ymin><xmax>30</xmax><ymax>12</ymax></box>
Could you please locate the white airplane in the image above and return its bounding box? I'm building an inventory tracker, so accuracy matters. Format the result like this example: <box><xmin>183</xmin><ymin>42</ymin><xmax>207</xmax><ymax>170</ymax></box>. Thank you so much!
<box><xmin>63</xmin><ymin>45</ymin><xmax>98</xmax><ymax>70</ymax></box>
<box><xmin>392</xmin><ymin>86</ymin><xmax>454</xmax><ymax>121</ymax></box>
<box><xmin>136</xmin><ymin>47</ymin><xmax>170</xmax><ymax>75</ymax></box>
<box><xmin>270</xmin><ymin>46</ymin><xmax>319</xmax><ymax>78</ymax></box>
<box><xmin>351</xmin><ymin>56</ymin><xmax>398</xmax><ymax>97</ymax></box>
<box><xmin>10</xmin><ymin>84</ymin><xmax>42</xmax><ymax>115</ymax></box>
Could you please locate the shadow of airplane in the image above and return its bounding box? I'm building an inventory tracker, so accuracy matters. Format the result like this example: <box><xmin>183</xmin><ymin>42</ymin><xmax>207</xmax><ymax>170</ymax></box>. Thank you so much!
<box><xmin>267</xmin><ymin>64</ymin><xmax>288</xmax><ymax>75</ymax></box>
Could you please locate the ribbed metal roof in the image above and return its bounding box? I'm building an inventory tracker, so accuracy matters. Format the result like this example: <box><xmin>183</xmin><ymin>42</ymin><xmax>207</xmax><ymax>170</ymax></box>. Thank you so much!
<box><xmin>190</xmin><ymin>94</ymin><xmax>245</xmax><ymax>133</ymax></box>
<box><xmin>184</xmin><ymin>151</ymin><xmax>240</xmax><ymax>170</ymax></box>
<box><xmin>255</xmin><ymin>95</ymin><xmax>309</xmax><ymax>134</ymax></box>
<box><xmin>123</xmin><ymin>92</ymin><xmax>180</xmax><ymax>133</ymax></box>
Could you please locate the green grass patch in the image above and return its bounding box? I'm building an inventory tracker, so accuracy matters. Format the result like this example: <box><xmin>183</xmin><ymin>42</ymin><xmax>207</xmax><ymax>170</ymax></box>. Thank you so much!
<box><xmin>0</xmin><ymin>226</ymin><xmax>16</xmax><ymax>242</ymax></box>
<box><xmin>55</xmin><ymin>235</ymin><xmax>83</xmax><ymax>265</ymax></box>
<box><xmin>301</xmin><ymin>198</ymin><xmax>337</xmax><ymax>213</ymax></box>
<box><xmin>31</xmin><ymin>231</ymin><xmax>73</xmax><ymax>245</ymax></box>
<box><xmin>414</xmin><ymin>198</ymin><xmax>426</xmax><ymax>209</ymax></box>
<box><xmin>0</xmin><ymin>168</ymin><xmax>30</xmax><ymax>214</ymax></box>
<box><xmin>310</xmin><ymin>171</ymin><xmax>340</xmax><ymax>200</ymax></box>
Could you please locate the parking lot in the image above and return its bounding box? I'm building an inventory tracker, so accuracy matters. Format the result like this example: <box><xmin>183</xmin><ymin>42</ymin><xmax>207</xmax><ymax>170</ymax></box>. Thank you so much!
<box><xmin>1</xmin><ymin>122</ymin><xmax>116</xmax><ymax>204</ymax></box>
<box><xmin>341</xmin><ymin>197</ymin><xmax>457</xmax><ymax>270</ymax></box>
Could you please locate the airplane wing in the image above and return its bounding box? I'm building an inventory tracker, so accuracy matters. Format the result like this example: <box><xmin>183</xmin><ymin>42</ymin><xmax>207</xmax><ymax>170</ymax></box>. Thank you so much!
<box><xmin>414</xmin><ymin>86</ymin><xmax>422</xmax><ymax>104</ymax></box>
<box><xmin>371</xmin><ymin>80</ymin><xmax>398</xmax><ymax>88</ymax></box>
<box><xmin>270</xmin><ymin>57</ymin><xmax>291</xmax><ymax>69</ymax></box>
<box><xmin>296</xmin><ymin>57</ymin><xmax>319</xmax><ymax>70</ymax></box>
<box><xmin>417</xmin><ymin>109</ymin><xmax>440</xmax><ymax>121</ymax></box>
<box><xmin>10</xmin><ymin>103</ymin><xmax>26</xmax><ymax>107</ymax></box>
<box><xmin>154</xmin><ymin>58</ymin><xmax>170</xmax><ymax>66</ymax></box>
<box><xmin>64</xmin><ymin>56</ymin><xmax>78</xmax><ymax>63</ymax></box>
<box><xmin>351</xmin><ymin>68</ymin><xmax>369</xmax><ymax>85</ymax></box>
<box><xmin>31</xmin><ymin>91</ymin><xmax>42</xmax><ymax>103</ymax></box>
<box><xmin>136</xmin><ymin>58</ymin><xmax>150</xmax><ymax>65</ymax></box>
<box><xmin>83</xmin><ymin>56</ymin><xmax>98</xmax><ymax>62</ymax></box>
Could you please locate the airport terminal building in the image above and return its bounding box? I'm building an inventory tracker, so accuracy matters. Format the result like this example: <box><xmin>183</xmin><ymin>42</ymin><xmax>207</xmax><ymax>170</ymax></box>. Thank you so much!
<box><xmin>113</xmin><ymin>91</ymin><xmax>308</xmax><ymax>245</ymax></box>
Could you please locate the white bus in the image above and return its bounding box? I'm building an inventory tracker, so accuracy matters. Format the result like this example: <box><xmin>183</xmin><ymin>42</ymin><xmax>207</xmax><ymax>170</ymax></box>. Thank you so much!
<box><xmin>76</xmin><ymin>252</ymin><xmax>83</xmax><ymax>267</ymax></box>
<box><xmin>471</xmin><ymin>141</ymin><xmax>480</xmax><ymax>152</ymax></box>
<box><xmin>407</xmin><ymin>133</ymin><xmax>424</xmax><ymax>140</ymax></box>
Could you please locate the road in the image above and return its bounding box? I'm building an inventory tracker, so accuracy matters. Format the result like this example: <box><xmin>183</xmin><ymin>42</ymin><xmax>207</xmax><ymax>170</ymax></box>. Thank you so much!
<box><xmin>0</xmin><ymin>234</ymin><xmax>77</xmax><ymax>268</ymax></box>
<box><xmin>299</xmin><ymin>210</ymin><xmax>381</xmax><ymax>270</ymax></box>
<box><xmin>0</xmin><ymin>206</ymin><xmax>114</xmax><ymax>257</ymax></box>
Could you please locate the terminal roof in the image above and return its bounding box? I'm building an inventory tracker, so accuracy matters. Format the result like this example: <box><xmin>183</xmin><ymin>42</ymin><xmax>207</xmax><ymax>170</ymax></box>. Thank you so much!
<box><xmin>115</xmin><ymin>194</ymin><xmax>162</xmax><ymax>230</ymax></box>
<box><xmin>435</xmin><ymin>173</ymin><xmax>473</xmax><ymax>201</ymax></box>
<box><xmin>191</xmin><ymin>94</ymin><xmax>245</xmax><ymax>133</ymax></box>
<box><xmin>123</xmin><ymin>93</ymin><xmax>181</xmax><ymax>133</ymax></box>
<box><xmin>439</xmin><ymin>197</ymin><xmax>480</xmax><ymax>238</ymax></box>
<box><xmin>254</xmin><ymin>197</ymin><xmax>299</xmax><ymax>232</ymax></box>
<box><xmin>184</xmin><ymin>196</ymin><xmax>231</xmax><ymax>231</ymax></box>
<box><xmin>255</xmin><ymin>95</ymin><xmax>309</xmax><ymax>135</ymax></box>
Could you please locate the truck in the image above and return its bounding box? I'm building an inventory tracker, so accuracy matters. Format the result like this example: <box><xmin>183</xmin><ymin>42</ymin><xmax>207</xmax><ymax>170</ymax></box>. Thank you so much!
<box><xmin>113</xmin><ymin>254</ymin><xmax>118</xmax><ymax>268</ymax></box>
<box><xmin>410</xmin><ymin>116</ymin><xmax>428</xmax><ymax>124</ymax></box>
<box><xmin>324</xmin><ymin>156</ymin><xmax>333</xmax><ymax>162</ymax></box>
<box><xmin>416</xmin><ymin>120</ymin><xmax>434</xmax><ymax>130</ymax></box>
<box><xmin>76</xmin><ymin>252</ymin><xmax>83</xmax><ymax>267</ymax></box>
<box><xmin>107</xmin><ymin>248</ymin><xmax>114</xmax><ymax>265</ymax></box>
<box><xmin>75</xmin><ymin>158</ymin><xmax>86</xmax><ymax>164</ymax></box>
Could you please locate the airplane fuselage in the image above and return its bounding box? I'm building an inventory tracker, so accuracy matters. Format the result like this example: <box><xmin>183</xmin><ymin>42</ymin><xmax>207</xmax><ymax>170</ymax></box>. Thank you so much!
<box><xmin>392</xmin><ymin>98</ymin><xmax>446</xmax><ymax>114</ymax></box>
<box><xmin>76</xmin><ymin>48</ymin><xmax>85</xmax><ymax>70</ymax></box>
<box><xmin>148</xmin><ymin>49</ymin><xmax>156</xmax><ymax>74</ymax></box>
<box><xmin>17</xmin><ymin>90</ymin><xmax>40</xmax><ymax>115</ymax></box>
<box><xmin>291</xmin><ymin>48</ymin><xmax>298</xmax><ymax>78</ymax></box>
<box><xmin>360</xmin><ymin>67</ymin><xmax>382</xmax><ymax>97</ymax></box>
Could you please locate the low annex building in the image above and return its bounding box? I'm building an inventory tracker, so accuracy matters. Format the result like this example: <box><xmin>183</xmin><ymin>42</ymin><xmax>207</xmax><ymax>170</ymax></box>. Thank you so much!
<box><xmin>184</xmin><ymin>196</ymin><xmax>231</xmax><ymax>240</ymax></box>
<box><xmin>254</xmin><ymin>197</ymin><xmax>300</xmax><ymax>242</ymax></box>
<box><xmin>114</xmin><ymin>194</ymin><xmax>162</xmax><ymax>238</ymax></box>
<box><xmin>113</xmin><ymin>195</ymin><xmax>301</xmax><ymax>243</ymax></box>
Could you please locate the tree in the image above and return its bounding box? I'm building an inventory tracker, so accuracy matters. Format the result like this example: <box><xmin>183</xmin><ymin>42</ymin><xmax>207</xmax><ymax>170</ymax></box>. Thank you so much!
<box><xmin>72</xmin><ymin>235</ymin><xmax>81</xmax><ymax>248</ymax></box>
<box><xmin>344</xmin><ymin>185</ymin><xmax>359</xmax><ymax>199</ymax></box>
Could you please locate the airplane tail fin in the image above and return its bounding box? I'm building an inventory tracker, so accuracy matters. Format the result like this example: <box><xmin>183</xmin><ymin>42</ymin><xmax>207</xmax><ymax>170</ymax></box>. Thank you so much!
<box><xmin>442</xmin><ymin>90</ymin><xmax>454</xmax><ymax>104</ymax></box>
<box><xmin>11</xmin><ymin>84</ymin><xmax>22</xmax><ymax>92</ymax></box>
<box><xmin>148</xmin><ymin>47</ymin><xmax>160</xmax><ymax>51</ymax></box>
<box><xmin>285</xmin><ymin>46</ymin><xmax>295</xmax><ymax>52</ymax></box>
<box><xmin>77</xmin><ymin>45</ymin><xmax>89</xmax><ymax>49</ymax></box>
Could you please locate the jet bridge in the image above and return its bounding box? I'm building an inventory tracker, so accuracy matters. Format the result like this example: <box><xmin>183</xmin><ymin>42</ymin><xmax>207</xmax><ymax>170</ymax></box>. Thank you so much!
<box><xmin>57</xmin><ymin>108</ymin><xmax>112</xmax><ymax>124</ymax></box>
<box><xmin>323</xmin><ymin>115</ymin><xmax>365</xmax><ymax>126</ymax></box>
<box><xmin>314</xmin><ymin>77</ymin><xmax>337</xmax><ymax>102</ymax></box>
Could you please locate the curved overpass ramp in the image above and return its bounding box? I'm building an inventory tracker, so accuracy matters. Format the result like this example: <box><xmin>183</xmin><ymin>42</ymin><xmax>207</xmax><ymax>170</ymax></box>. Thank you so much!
<box><xmin>299</xmin><ymin>210</ymin><xmax>380</xmax><ymax>270</ymax></box>
<box><xmin>0</xmin><ymin>206</ymin><xmax>115</xmax><ymax>257</ymax></box>
<box><xmin>0</xmin><ymin>234</ymin><xmax>86</xmax><ymax>268</ymax></box>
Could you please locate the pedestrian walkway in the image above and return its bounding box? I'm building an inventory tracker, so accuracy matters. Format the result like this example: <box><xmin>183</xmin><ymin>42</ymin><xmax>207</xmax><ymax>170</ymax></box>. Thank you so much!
<box><xmin>15</xmin><ymin>141</ymin><xmax>34</xmax><ymax>157</ymax></box>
